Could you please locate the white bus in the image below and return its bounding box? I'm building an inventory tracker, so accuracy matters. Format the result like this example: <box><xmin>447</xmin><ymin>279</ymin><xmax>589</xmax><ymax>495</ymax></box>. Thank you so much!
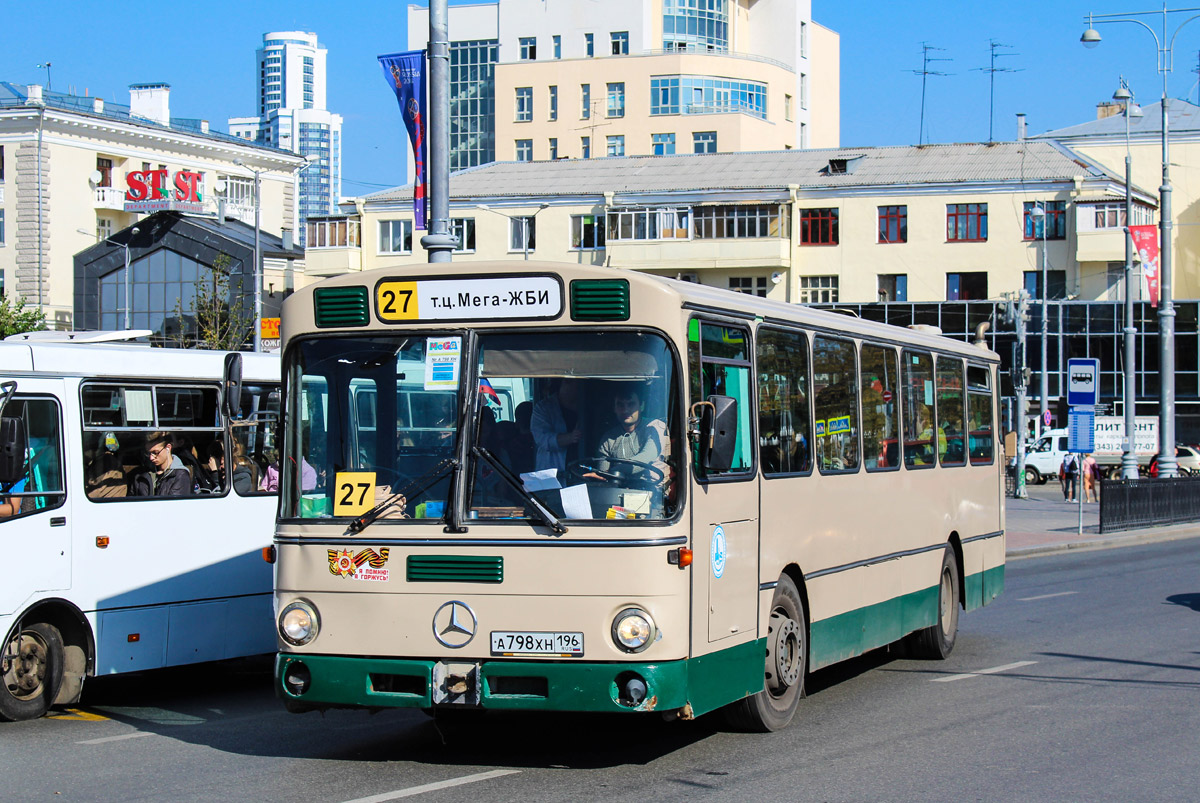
<box><xmin>0</xmin><ymin>336</ymin><xmax>280</xmax><ymax>721</ymax></box>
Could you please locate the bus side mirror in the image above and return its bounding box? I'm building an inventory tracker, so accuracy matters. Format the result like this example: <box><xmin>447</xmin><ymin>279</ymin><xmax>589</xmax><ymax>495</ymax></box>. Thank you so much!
<box><xmin>702</xmin><ymin>395</ymin><xmax>738</xmax><ymax>473</ymax></box>
<box><xmin>0</xmin><ymin>417</ymin><xmax>27</xmax><ymax>485</ymax></box>
<box><xmin>222</xmin><ymin>352</ymin><xmax>244</xmax><ymax>419</ymax></box>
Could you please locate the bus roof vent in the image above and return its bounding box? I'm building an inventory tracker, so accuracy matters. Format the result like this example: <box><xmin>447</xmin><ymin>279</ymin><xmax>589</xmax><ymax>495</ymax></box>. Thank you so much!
<box><xmin>314</xmin><ymin>286</ymin><xmax>370</xmax><ymax>328</ymax></box>
<box><xmin>570</xmin><ymin>279</ymin><xmax>630</xmax><ymax>322</ymax></box>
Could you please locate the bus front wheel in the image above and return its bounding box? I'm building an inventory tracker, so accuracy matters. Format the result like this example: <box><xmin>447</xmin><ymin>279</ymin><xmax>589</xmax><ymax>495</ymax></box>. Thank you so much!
<box><xmin>0</xmin><ymin>622</ymin><xmax>65</xmax><ymax>722</ymax></box>
<box><xmin>722</xmin><ymin>574</ymin><xmax>806</xmax><ymax>733</ymax></box>
<box><xmin>907</xmin><ymin>547</ymin><xmax>960</xmax><ymax>660</ymax></box>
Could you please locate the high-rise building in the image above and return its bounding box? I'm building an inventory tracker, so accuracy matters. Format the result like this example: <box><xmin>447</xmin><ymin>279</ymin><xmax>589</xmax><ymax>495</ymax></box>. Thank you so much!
<box><xmin>229</xmin><ymin>31</ymin><xmax>343</xmax><ymax>246</ymax></box>
<box><xmin>405</xmin><ymin>0</ymin><xmax>838</xmax><ymax>175</ymax></box>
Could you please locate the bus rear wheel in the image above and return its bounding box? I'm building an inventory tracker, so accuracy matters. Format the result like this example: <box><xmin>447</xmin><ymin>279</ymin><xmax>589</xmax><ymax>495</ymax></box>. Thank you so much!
<box><xmin>0</xmin><ymin>622</ymin><xmax>65</xmax><ymax>722</ymax></box>
<box><xmin>722</xmin><ymin>575</ymin><xmax>806</xmax><ymax>732</ymax></box>
<box><xmin>907</xmin><ymin>548</ymin><xmax>960</xmax><ymax>660</ymax></box>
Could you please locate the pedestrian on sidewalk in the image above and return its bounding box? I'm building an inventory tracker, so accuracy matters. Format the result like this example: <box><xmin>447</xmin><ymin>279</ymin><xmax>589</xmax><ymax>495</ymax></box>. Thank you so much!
<box><xmin>1082</xmin><ymin>453</ymin><xmax>1101</xmax><ymax>503</ymax></box>
<box><xmin>1060</xmin><ymin>452</ymin><xmax>1079</xmax><ymax>502</ymax></box>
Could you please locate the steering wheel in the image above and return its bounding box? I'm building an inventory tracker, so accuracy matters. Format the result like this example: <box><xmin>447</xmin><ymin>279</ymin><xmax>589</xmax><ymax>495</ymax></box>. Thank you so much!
<box><xmin>570</xmin><ymin>457</ymin><xmax>665</xmax><ymax>487</ymax></box>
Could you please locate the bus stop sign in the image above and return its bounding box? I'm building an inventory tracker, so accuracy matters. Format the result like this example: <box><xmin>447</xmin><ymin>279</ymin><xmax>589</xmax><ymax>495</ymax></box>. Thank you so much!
<box><xmin>1067</xmin><ymin>358</ymin><xmax>1100</xmax><ymax>408</ymax></box>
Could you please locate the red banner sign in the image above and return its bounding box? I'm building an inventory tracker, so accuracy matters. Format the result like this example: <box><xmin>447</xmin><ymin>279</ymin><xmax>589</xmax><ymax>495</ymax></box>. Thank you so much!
<box><xmin>1129</xmin><ymin>224</ymin><xmax>1160</xmax><ymax>308</ymax></box>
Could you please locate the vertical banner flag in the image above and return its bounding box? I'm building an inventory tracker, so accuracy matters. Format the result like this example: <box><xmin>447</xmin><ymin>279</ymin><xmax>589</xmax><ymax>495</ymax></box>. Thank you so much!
<box><xmin>379</xmin><ymin>50</ymin><xmax>428</xmax><ymax>230</ymax></box>
<box><xmin>1129</xmin><ymin>224</ymin><xmax>1160</xmax><ymax>308</ymax></box>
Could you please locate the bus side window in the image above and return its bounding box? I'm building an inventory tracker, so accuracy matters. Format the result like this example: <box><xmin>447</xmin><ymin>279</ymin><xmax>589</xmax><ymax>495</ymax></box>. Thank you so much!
<box><xmin>967</xmin><ymin>365</ymin><xmax>994</xmax><ymax>464</ymax></box>
<box><xmin>813</xmin><ymin>335</ymin><xmax>859</xmax><ymax>473</ymax></box>
<box><xmin>902</xmin><ymin>351</ymin><xmax>935</xmax><ymax>468</ymax></box>
<box><xmin>695</xmin><ymin>321</ymin><xmax>753</xmax><ymax>476</ymax></box>
<box><xmin>936</xmin><ymin>356</ymin><xmax>965</xmax><ymax>467</ymax></box>
<box><xmin>756</xmin><ymin>327</ymin><xmax>812</xmax><ymax>476</ymax></box>
<box><xmin>1</xmin><ymin>397</ymin><xmax>66</xmax><ymax>520</ymax></box>
<box><xmin>861</xmin><ymin>343</ymin><xmax>900</xmax><ymax>471</ymax></box>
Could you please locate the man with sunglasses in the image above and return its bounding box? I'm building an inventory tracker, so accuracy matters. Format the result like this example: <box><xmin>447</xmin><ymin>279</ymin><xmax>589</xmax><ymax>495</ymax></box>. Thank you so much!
<box><xmin>132</xmin><ymin>432</ymin><xmax>191</xmax><ymax>497</ymax></box>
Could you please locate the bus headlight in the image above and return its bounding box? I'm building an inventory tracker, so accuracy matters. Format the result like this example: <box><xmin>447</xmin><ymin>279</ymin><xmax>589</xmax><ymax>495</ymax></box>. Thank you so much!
<box><xmin>611</xmin><ymin>608</ymin><xmax>655</xmax><ymax>653</ymax></box>
<box><xmin>279</xmin><ymin>600</ymin><xmax>320</xmax><ymax>646</ymax></box>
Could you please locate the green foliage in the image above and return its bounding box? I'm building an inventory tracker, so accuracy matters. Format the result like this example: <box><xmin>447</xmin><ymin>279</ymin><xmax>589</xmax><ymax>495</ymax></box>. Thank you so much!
<box><xmin>172</xmin><ymin>253</ymin><xmax>254</xmax><ymax>350</ymax></box>
<box><xmin>0</xmin><ymin>294</ymin><xmax>47</xmax><ymax>337</ymax></box>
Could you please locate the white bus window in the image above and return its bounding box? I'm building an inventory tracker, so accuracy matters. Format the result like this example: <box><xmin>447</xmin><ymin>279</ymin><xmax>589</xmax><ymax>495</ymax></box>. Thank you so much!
<box><xmin>813</xmin><ymin>336</ymin><xmax>859</xmax><ymax>473</ymax></box>
<box><xmin>0</xmin><ymin>397</ymin><xmax>65</xmax><ymax>520</ymax></box>
<box><xmin>861</xmin><ymin>343</ymin><xmax>900</xmax><ymax>471</ymax></box>
<box><xmin>903</xmin><ymin>351</ymin><xmax>935</xmax><ymax>468</ymax></box>
<box><xmin>230</xmin><ymin>383</ymin><xmax>280</xmax><ymax>496</ymax></box>
<box><xmin>757</xmin><ymin>327</ymin><xmax>812</xmax><ymax>475</ymax></box>
<box><xmin>967</xmin><ymin>365</ymin><xmax>994</xmax><ymax>465</ymax></box>
<box><xmin>937</xmin><ymin>357</ymin><xmax>965</xmax><ymax>467</ymax></box>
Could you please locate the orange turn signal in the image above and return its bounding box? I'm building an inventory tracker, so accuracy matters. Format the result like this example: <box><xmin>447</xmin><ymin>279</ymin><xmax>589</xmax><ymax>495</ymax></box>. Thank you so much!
<box><xmin>677</xmin><ymin>548</ymin><xmax>693</xmax><ymax>567</ymax></box>
<box><xmin>127</xmin><ymin>633</ymin><xmax>140</xmax><ymax>643</ymax></box>
<box><xmin>262</xmin><ymin>546</ymin><xmax>277</xmax><ymax>564</ymax></box>
<box><xmin>95</xmin><ymin>536</ymin><xmax>110</xmax><ymax>549</ymax></box>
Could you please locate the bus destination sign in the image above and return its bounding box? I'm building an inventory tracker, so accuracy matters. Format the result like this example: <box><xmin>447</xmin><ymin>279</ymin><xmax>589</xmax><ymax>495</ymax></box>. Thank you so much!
<box><xmin>375</xmin><ymin>275</ymin><xmax>562</xmax><ymax>323</ymax></box>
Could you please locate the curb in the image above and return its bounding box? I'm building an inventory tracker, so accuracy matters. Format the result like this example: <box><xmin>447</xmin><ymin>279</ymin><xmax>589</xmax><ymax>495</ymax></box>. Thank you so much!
<box><xmin>1007</xmin><ymin>525</ymin><xmax>1200</xmax><ymax>559</ymax></box>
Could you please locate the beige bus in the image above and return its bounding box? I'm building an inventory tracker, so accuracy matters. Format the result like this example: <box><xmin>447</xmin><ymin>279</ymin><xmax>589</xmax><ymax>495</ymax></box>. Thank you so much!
<box><xmin>271</xmin><ymin>261</ymin><xmax>1004</xmax><ymax>731</ymax></box>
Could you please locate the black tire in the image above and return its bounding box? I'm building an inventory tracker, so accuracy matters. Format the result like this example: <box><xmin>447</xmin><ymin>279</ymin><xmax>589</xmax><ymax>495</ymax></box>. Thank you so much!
<box><xmin>1023</xmin><ymin>467</ymin><xmax>1040</xmax><ymax>486</ymax></box>
<box><xmin>722</xmin><ymin>574</ymin><xmax>806</xmax><ymax>733</ymax></box>
<box><xmin>908</xmin><ymin>548</ymin><xmax>960</xmax><ymax>660</ymax></box>
<box><xmin>0</xmin><ymin>622</ymin><xmax>65</xmax><ymax>722</ymax></box>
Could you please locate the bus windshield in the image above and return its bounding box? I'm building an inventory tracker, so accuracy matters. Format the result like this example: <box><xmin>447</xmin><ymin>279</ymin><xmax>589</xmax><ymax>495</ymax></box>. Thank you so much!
<box><xmin>284</xmin><ymin>330</ymin><xmax>680</xmax><ymax>523</ymax></box>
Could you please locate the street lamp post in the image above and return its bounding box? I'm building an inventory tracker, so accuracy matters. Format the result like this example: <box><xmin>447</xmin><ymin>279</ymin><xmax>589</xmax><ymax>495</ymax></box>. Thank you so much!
<box><xmin>233</xmin><ymin>159</ymin><xmax>264</xmax><ymax>352</ymax></box>
<box><xmin>1031</xmin><ymin>203</ymin><xmax>1050</xmax><ymax>433</ymax></box>
<box><xmin>1081</xmin><ymin>4</ymin><xmax>1198</xmax><ymax>476</ymax></box>
<box><xmin>1115</xmin><ymin>80</ymin><xmax>1144</xmax><ymax>479</ymax></box>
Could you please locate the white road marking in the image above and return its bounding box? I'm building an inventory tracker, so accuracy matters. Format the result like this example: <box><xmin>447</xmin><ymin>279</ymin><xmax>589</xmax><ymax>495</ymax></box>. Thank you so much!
<box><xmin>1018</xmin><ymin>591</ymin><xmax>1079</xmax><ymax>602</ymax></box>
<box><xmin>77</xmin><ymin>731</ymin><xmax>156</xmax><ymax>745</ymax></box>
<box><xmin>339</xmin><ymin>770</ymin><xmax>521</xmax><ymax>803</ymax></box>
<box><xmin>932</xmin><ymin>660</ymin><xmax>1038</xmax><ymax>683</ymax></box>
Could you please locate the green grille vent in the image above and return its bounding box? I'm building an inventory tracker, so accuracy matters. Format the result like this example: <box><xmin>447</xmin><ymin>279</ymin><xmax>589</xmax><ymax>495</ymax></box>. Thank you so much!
<box><xmin>314</xmin><ymin>286</ymin><xmax>370</xmax><ymax>327</ymax></box>
<box><xmin>407</xmin><ymin>555</ymin><xmax>504</xmax><ymax>584</ymax></box>
<box><xmin>570</xmin><ymin>279</ymin><xmax>630</xmax><ymax>321</ymax></box>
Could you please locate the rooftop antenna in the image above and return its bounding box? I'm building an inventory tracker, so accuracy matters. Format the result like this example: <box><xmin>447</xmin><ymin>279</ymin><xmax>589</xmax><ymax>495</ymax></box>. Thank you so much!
<box><xmin>972</xmin><ymin>40</ymin><xmax>1022</xmax><ymax>142</ymax></box>
<box><xmin>36</xmin><ymin>61</ymin><xmax>52</xmax><ymax>91</ymax></box>
<box><xmin>908</xmin><ymin>43</ymin><xmax>952</xmax><ymax>145</ymax></box>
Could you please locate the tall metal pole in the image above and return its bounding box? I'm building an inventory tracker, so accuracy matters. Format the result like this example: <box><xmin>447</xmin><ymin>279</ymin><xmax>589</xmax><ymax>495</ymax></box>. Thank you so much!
<box><xmin>1122</xmin><ymin>90</ymin><xmax>1140</xmax><ymax>479</ymax></box>
<box><xmin>420</xmin><ymin>0</ymin><xmax>456</xmax><ymax>263</ymax></box>
<box><xmin>253</xmin><ymin>168</ymin><xmax>262</xmax><ymax>353</ymax></box>
<box><xmin>1158</xmin><ymin>46</ymin><xmax>1178</xmax><ymax>476</ymax></box>
<box><xmin>1039</xmin><ymin>204</ymin><xmax>1049</xmax><ymax>433</ymax></box>
<box><xmin>1014</xmin><ymin>290</ymin><xmax>1030</xmax><ymax>499</ymax></box>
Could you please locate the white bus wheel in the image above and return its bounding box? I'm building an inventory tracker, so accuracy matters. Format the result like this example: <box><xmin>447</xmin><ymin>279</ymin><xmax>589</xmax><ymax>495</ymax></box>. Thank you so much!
<box><xmin>722</xmin><ymin>575</ymin><xmax>806</xmax><ymax>732</ymax></box>
<box><xmin>0</xmin><ymin>622</ymin><xmax>65</xmax><ymax>722</ymax></box>
<box><xmin>908</xmin><ymin>548</ymin><xmax>960</xmax><ymax>660</ymax></box>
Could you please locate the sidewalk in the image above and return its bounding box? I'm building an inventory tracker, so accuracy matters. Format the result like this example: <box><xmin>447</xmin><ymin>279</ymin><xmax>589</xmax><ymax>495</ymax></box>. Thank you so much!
<box><xmin>1005</xmin><ymin>482</ymin><xmax>1200</xmax><ymax>557</ymax></box>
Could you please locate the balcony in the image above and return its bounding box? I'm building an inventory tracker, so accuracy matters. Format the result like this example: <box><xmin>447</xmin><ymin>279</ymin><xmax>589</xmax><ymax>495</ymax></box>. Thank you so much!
<box><xmin>93</xmin><ymin>187</ymin><xmax>125</xmax><ymax>210</ymax></box>
<box><xmin>1075</xmin><ymin>229</ymin><xmax>1126</xmax><ymax>263</ymax></box>
<box><xmin>606</xmin><ymin>237</ymin><xmax>790</xmax><ymax>272</ymax></box>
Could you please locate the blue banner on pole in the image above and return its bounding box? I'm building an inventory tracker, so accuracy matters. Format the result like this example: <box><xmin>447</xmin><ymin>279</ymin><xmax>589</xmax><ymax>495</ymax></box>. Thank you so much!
<box><xmin>379</xmin><ymin>50</ymin><xmax>428</xmax><ymax>230</ymax></box>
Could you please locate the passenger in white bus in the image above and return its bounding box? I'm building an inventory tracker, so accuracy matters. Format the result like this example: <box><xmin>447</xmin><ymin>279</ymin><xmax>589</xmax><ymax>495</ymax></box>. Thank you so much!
<box><xmin>85</xmin><ymin>431</ymin><xmax>127</xmax><ymax>499</ymax></box>
<box><xmin>132</xmin><ymin>432</ymin><xmax>191</xmax><ymax>497</ymax></box>
<box><xmin>261</xmin><ymin>449</ymin><xmax>317</xmax><ymax>492</ymax></box>
<box><xmin>0</xmin><ymin>474</ymin><xmax>25</xmax><ymax>517</ymax></box>
<box><xmin>594</xmin><ymin>386</ymin><xmax>669</xmax><ymax>480</ymax></box>
<box><xmin>531</xmin><ymin>378</ymin><xmax>582</xmax><ymax>474</ymax></box>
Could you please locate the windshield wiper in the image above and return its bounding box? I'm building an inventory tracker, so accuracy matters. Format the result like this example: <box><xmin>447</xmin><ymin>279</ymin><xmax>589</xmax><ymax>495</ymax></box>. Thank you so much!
<box><xmin>347</xmin><ymin>457</ymin><xmax>457</xmax><ymax>534</ymax></box>
<box><xmin>472</xmin><ymin>445</ymin><xmax>567</xmax><ymax>535</ymax></box>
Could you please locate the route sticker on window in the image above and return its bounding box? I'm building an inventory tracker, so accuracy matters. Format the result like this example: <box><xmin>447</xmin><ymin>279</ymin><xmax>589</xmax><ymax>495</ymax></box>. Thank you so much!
<box><xmin>711</xmin><ymin>525</ymin><xmax>727</xmax><ymax>579</ymax></box>
<box><xmin>424</xmin><ymin>337</ymin><xmax>462</xmax><ymax>390</ymax></box>
<box><xmin>333</xmin><ymin>471</ymin><xmax>376</xmax><ymax>516</ymax></box>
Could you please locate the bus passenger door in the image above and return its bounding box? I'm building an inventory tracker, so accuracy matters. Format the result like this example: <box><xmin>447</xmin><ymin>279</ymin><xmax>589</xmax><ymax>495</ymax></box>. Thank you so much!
<box><xmin>689</xmin><ymin>321</ymin><xmax>759</xmax><ymax>645</ymax></box>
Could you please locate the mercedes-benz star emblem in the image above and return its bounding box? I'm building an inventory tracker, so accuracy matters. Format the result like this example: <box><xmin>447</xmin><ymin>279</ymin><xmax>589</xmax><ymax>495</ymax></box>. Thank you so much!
<box><xmin>432</xmin><ymin>600</ymin><xmax>477</xmax><ymax>648</ymax></box>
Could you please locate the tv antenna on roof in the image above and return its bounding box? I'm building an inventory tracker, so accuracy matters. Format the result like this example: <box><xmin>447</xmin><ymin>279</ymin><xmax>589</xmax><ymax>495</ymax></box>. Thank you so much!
<box><xmin>971</xmin><ymin>40</ymin><xmax>1022</xmax><ymax>143</ymax></box>
<box><xmin>907</xmin><ymin>43</ymin><xmax>953</xmax><ymax>145</ymax></box>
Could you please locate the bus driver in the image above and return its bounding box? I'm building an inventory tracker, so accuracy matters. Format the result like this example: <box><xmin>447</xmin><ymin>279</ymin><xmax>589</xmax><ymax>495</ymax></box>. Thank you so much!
<box><xmin>594</xmin><ymin>385</ymin><xmax>669</xmax><ymax>481</ymax></box>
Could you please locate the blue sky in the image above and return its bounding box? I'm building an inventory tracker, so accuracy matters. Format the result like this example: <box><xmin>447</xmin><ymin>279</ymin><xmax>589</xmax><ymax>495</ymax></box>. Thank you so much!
<box><xmin>6</xmin><ymin>1</ymin><xmax>1198</xmax><ymax>196</ymax></box>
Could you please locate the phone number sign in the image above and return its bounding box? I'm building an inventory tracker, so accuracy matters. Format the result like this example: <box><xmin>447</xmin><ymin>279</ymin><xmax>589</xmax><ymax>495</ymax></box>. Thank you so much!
<box><xmin>375</xmin><ymin>275</ymin><xmax>562</xmax><ymax>323</ymax></box>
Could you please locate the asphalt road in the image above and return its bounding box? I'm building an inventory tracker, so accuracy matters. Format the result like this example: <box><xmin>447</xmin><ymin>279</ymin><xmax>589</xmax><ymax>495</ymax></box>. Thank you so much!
<box><xmin>3</xmin><ymin>538</ymin><xmax>1199</xmax><ymax>802</ymax></box>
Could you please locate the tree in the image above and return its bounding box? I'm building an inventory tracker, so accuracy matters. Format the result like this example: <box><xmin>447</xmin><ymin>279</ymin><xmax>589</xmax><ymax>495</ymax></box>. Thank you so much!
<box><xmin>0</xmin><ymin>294</ymin><xmax>47</xmax><ymax>337</ymax></box>
<box><xmin>172</xmin><ymin>253</ymin><xmax>254</xmax><ymax>350</ymax></box>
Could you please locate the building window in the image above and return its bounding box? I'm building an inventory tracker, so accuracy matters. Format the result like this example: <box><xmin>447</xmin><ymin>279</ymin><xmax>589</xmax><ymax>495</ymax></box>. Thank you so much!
<box><xmin>800</xmin><ymin>122</ymin><xmax>807</xmax><ymax>148</ymax></box>
<box><xmin>571</xmin><ymin>214</ymin><xmax>606</xmax><ymax>250</ymax></box>
<box><xmin>946</xmin><ymin>272</ymin><xmax>988</xmax><ymax>300</ymax></box>
<box><xmin>800</xmin><ymin>20</ymin><xmax>808</xmax><ymax>58</ymax></box>
<box><xmin>451</xmin><ymin>218</ymin><xmax>476</xmax><ymax>253</ymax></box>
<box><xmin>607</xmin><ymin>82</ymin><xmax>625</xmax><ymax>117</ymax></box>
<box><xmin>694</xmin><ymin>204</ymin><xmax>790</xmax><ymax>238</ymax></box>
<box><xmin>581</xmin><ymin>136</ymin><xmax>591</xmax><ymax>158</ymax></box>
<box><xmin>519</xmin><ymin>36</ymin><xmax>537</xmax><ymax>60</ymax></box>
<box><xmin>96</xmin><ymin>157</ymin><xmax>114</xmax><ymax>188</ymax></box>
<box><xmin>652</xmin><ymin>133</ymin><xmax>676</xmax><ymax>155</ymax></box>
<box><xmin>581</xmin><ymin>84</ymin><xmax>591</xmax><ymax>118</ymax></box>
<box><xmin>1024</xmin><ymin>201</ymin><xmax>1066</xmax><ymax>240</ymax></box>
<box><xmin>307</xmin><ymin>219</ymin><xmax>360</xmax><ymax>249</ymax></box>
<box><xmin>379</xmin><ymin>220</ymin><xmax>413</xmax><ymax>254</ymax></box>
<box><xmin>878</xmin><ymin>206</ymin><xmax>908</xmax><ymax>243</ymax></box>
<box><xmin>549</xmin><ymin>138</ymin><xmax>558</xmax><ymax>159</ymax></box>
<box><xmin>877</xmin><ymin>274</ymin><xmax>907</xmax><ymax>302</ymax></box>
<box><xmin>0</xmin><ymin>144</ymin><xmax>4</xmax><ymax>182</ymax></box>
<box><xmin>729</xmin><ymin>277</ymin><xmax>768</xmax><ymax>297</ymax></box>
<box><xmin>611</xmin><ymin>31</ymin><xmax>629</xmax><ymax>55</ymax></box>
<box><xmin>663</xmin><ymin>0</ymin><xmax>729</xmax><ymax>51</ymax></box>
<box><xmin>96</xmin><ymin>217</ymin><xmax>113</xmax><ymax>243</ymax></box>
<box><xmin>947</xmin><ymin>203</ymin><xmax>987</xmax><ymax>242</ymax></box>
<box><xmin>510</xmin><ymin>216</ymin><xmax>536</xmax><ymax>253</ymax></box>
<box><xmin>0</xmin><ymin>209</ymin><xmax>4</xmax><ymax>246</ymax></box>
<box><xmin>553</xmin><ymin>35</ymin><xmax>561</xmax><ymax>59</ymax></box>
<box><xmin>516</xmin><ymin>87</ymin><xmax>533</xmax><ymax>121</ymax></box>
<box><xmin>784</xmin><ymin>94</ymin><xmax>793</xmax><ymax>122</ymax></box>
<box><xmin>606</xmin><ymin>135</ymin><xmax>625</xmax><ymax>157</ymax></box>
<box><xmin>800</xmin><ymin>73</ymin><xmax>808</xmax><ymax>109</ymax></box>
<box><xmin>548</xmin><ymin>85</ymin><xmax>558</xmax><ymax>120</ymax></box>
<box><xmin>1023</xmin><ymin>270</ymin><xmax>1067</xmax><ymax>300</ymax></box>
<box><xmin>800</xmin><ymin>208</ymin><xmax>839</xmax><ymax>245</ymax></box>
<box><xmin>585</xmin><ymin>33</ymin><xmax>594</xmax><ymax>57</ymax></box>
<box><xmin>693</xmin><ymin>131</ymin><xmax>717</xmax><ymax>153</ymax></box>
<box><xmin>650</xmin><ymin>76</ymin><xmax>768</xmax><ymax>119</ymax></box>
<box><xmin>515</xmin><ymin>139</ymin><xmax>533</xmax><ymax>161</ymax></box>
<box><xmin>606</xmin><ymin>207</ymin><xmax>691</xmax><ymax>241</ymax></box>
<box><xmin>799</xmin><ymin>276</ymin><xmax>839</xmax><ymax>304</ymax></box>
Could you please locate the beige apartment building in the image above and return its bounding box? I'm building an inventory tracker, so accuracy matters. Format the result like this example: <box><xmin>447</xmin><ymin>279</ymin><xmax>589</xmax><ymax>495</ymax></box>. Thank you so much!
<box><xmin>305</xmin><ymin>141</ymin><xmax>1152</xmax><ymax>306</ymax></box>
<box><xmin>407</xmin><ymin>0</ymin><xmax>838</xmax><ymax>172</ymax></box>
<box><xmin>0</xmin><ymin>81</ymin><xmax>304</xmax><ymax>329</ymax></box>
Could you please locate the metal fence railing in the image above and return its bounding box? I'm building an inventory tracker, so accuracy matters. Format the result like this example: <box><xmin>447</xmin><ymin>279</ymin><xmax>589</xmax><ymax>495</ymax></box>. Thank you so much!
<box><xmin>1099</xmin><ymin>477</ymin><xmax>1200</xmax><ymax>533</ymax></box>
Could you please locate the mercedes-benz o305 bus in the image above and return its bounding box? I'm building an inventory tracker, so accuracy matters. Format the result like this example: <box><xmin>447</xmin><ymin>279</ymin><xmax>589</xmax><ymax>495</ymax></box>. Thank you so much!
<box><xmin>273</xmin><ymin>262</ymin><xmax>1004</xmax><ymax>731</ymax></box>
<box><xmin>0</xmin><ymin>336</ymin><xmax>279</xmax><ymax>721</ymax></box>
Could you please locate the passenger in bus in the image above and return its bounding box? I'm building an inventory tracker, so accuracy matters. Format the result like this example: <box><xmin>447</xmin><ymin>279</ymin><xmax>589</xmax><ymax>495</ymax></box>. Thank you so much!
<box><xmin>531</xmin><ymin>378</ymin><xmax>582</xmax><ymax>474</ymax></box>
<box><xmin>229</xmin><ymin>440</ymin><xmax>258</xmax><ymax>494</ymax></box>
<box><xmin>85</xmin><ymin>432</ymin><xmax>127</xmax><ymax>498</ymax></box>
<box><xmin>132</xmin><ymin>432</ymin><xmax>192</xmax><ymax>497</ymax></box>
<box><xmin>0</xmin><ymin>470</ymin><xmax>26</xmax><ymax>517</ymax></box>
<box><xmin>261</xmin><ymin>449</ymin><xmax>317</xmax><ymax>492</ymax></box>
<box><xmin>594</xmin><ymin>385</ymin><xmax>669</xmax><ymax>481</ymax></box>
